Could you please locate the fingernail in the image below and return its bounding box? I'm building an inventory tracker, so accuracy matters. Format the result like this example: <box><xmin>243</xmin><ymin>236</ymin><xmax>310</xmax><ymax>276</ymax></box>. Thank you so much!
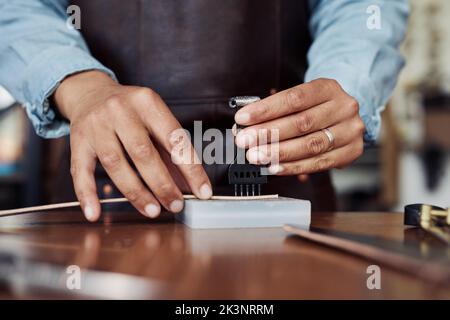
<box><xmin>248</xmin><ymin>149</ymin><xmax>269</xmax><ymax>164</ymax></box>
<box><xmin>84</xmin><ymin>205</ymin><xmax>96</xmax><ymax>221</ymax></box>
<box><xmin>235</xmin><ymin>112</ymin><xmax>250</xmax><ymax>124</ymax></box>
<box><xmin>231</xmin><ymin>124</ymin><xmax>238</xmax><ymax>136</ymax></box>
<box><xmin>144</xmin><ymin>203</ymin><xmax>160</xmax><ymax>218</ymax></box>
<box><xmin>236</xmin><ymin>132</ymin><xmax>255</xmax><ymax>148</ymax></box>
<box><xmin>170</xmin><ymin>200</ymin><xmax>184</xmax><ymax>213</ymax></box>
<box><xmin>268</xmin><ymin>164</ymin><xmax>283</xmax><ymax>174</ymax></box>
<box><xmin>199</xmin><ymin>183</ymin><xmax>213</xmax><ymax>199</ymax></box>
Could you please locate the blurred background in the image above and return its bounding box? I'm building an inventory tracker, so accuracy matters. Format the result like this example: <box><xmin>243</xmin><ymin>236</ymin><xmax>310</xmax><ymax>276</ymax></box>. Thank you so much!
<box><xmin>0</xmin><ymin>0</ymin><xmax>449</xmax><ymax>212</ymax></box>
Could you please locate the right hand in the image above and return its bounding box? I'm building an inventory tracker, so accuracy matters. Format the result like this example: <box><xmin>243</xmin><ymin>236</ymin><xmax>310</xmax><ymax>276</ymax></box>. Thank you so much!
<box><xmin>54</xmin><ymin>71</ymin><xmax>213</xmax><ymax>222</ymax></box>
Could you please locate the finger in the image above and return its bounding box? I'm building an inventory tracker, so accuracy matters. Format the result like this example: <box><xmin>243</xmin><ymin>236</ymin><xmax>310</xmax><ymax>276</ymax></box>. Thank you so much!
<box><xmin>132</xmin><ymin>89</ymin><xmax>213</xmax><ymax>199</ymax></box>
<box><xmin>235</xmin><ymin>79</ymin><xmax>339</xmax><ymax>125</ymax></box>
<box><xmin>94</xmin><ymin>131</ymin><xmax>162</xmax><ymax>218</ymax></box>
<box><xmin>114</xmin><ymin>118</ymin><xmax>184</xmax><ymax>213</ymax></box>
<box><xmin>267</xmin><ymin>141</ymin><xmax>364</xmax><ymax>176</ymax></box>
<box><xmin>247</xmin><ymin>118</ymin><xmax>363</xmax><ymax>164</ymax></box>
<box><xmin>70</xmin><ymin>132</ymin><xmax>101</xmax><ymax>222</ymax></box>
<box><xmin>236</xmin><ymin>99</ymin><xmax>351</xmax><ymax>149</ymax></box>
<box><xmin>167</xmin><ymin>129</ymin><xmax>213</xmax><ymax>200</ymax></box>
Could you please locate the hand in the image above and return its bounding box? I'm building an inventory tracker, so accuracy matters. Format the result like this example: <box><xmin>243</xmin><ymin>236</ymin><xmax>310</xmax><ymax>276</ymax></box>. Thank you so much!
<box><xmin>54</xmin><ymin>71</ymin><xmax>212</xmax><ymax>222</ymax></box>
<box><xmin>234</xmin><ymin>78</ymin><xmax>365</xmax><ymax>176</ymax></box>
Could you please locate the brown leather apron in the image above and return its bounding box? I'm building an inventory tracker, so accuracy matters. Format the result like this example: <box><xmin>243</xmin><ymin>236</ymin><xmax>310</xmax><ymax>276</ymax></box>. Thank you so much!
<box><xmin>54</xmin><ymin>0</ymin><xmax>336</xmax><ymax>211</ymax></box>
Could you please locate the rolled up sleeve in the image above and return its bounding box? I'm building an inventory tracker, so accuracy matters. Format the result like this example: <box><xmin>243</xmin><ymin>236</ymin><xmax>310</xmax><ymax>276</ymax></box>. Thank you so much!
<box><xmin>0</xmin><ymin>0</ymin><xmax>116</xmax><ymax>139</ymax></box>
<box><xmin>306</xmin><ymin>0</ymin><xmax>409</xmax><ymax>142</ymax></box>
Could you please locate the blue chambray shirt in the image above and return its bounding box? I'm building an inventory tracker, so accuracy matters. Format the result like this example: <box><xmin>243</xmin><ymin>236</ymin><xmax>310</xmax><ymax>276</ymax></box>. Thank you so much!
<box><xmin>0</xmin><ymin>0</ymin><xmax>408</xmax><ymax>141</ymax></box>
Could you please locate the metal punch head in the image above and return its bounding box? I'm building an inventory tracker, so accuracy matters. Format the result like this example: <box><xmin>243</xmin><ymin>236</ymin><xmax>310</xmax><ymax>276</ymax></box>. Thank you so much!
<box><xmin>228</xmin><ymin>163</ymin><xmax>267</xmax><ymax>197</ymax></box>
<box><xmin>229</xmin><ymin>96</ymin><xmax>261</xmax><ymax>109</ymax></box>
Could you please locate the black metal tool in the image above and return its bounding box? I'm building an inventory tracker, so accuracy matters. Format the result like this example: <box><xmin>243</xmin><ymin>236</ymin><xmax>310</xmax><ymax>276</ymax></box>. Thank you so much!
<box><xmin>228</xmin><ymin>96</ymin><xmax>268</xmax><ymax>196</ymax></box>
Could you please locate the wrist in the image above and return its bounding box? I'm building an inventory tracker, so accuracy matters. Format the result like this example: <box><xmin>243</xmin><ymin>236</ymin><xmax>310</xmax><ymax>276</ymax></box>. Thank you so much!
<box><xmin>54</xmin><ymin>70</ymin><xmax>117</xmax><ymax>121</ymax></box>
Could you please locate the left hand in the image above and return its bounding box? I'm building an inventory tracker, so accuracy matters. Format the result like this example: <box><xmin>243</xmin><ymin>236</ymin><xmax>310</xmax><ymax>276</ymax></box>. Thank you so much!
<box><xmin>234</xmin><ymin>78</ymin><xmax>365</xmax><ymax>176</ymax></box>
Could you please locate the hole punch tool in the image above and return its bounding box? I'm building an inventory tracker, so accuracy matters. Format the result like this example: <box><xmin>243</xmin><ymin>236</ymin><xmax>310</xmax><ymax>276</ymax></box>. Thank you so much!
<box><xmin>404</xmin><ymin>204</ymin><xmax>450</xmax><ymax>245</ymax></box>
<box><xmin>228</xmin><ymin>96</ymin><xmax>268</xmax><ymax>196</ymax></box>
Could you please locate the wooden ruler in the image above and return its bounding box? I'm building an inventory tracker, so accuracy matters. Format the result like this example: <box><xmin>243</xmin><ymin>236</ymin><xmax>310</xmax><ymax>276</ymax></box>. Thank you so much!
<box><xmin>0</xmin><ymin>194</ymin><xmax>278</xmax><ymax>218</ymax></box>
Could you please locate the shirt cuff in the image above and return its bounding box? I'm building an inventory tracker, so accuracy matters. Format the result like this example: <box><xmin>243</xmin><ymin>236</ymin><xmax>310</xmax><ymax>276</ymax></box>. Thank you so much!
<box><xmin>305</xmin><ymin>63</ymin><xmax>382</xmax><ymax>143</ymax></box>
<box><xmin>22</xmin><ymin>46</ymin><xmax>116</xmax><ymax>139</ymax></box>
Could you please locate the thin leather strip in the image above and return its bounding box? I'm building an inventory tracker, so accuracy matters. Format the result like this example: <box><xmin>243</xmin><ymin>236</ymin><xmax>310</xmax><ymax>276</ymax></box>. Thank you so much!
<box><xmin>0</xmin><ymin>195</ymin><xmax>279</xmax><ymax>217</ymax></box>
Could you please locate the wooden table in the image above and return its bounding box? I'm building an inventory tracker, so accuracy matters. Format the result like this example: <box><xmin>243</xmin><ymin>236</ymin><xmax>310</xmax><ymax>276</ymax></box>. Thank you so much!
<box><xmin>0</xmin><ymin>210</ymin><xmax>449</xmax><ymax>299</ymax></box>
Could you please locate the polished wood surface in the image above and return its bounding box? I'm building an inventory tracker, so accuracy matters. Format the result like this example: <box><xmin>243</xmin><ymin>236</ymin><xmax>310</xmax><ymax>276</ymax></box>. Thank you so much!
<box><xmin>0</xmin><ymin>209</ymin><xmax>449</xmax><ymax>299</ymax></box>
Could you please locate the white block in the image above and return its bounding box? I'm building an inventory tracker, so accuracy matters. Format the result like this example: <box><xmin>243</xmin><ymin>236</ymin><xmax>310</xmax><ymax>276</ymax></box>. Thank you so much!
<box><xmin>176</xmin><ymin>197</ymin><xmax>311</xmax><ymax>229</ymax></box>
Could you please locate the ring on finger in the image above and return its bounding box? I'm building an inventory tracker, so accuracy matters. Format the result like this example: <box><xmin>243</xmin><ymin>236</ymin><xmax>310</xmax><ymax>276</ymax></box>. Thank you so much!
<box><xmin>321</xmin><ymin>128</ymin><xmax>335</xmax><ymax>151</ymax></box>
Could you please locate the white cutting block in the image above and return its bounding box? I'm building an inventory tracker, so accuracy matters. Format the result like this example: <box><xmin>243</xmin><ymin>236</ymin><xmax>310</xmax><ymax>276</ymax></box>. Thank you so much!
<box><xmin>176</xmin><ymin>197</ymin><xmax>311</xmax><ymax>229</ymax></box>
